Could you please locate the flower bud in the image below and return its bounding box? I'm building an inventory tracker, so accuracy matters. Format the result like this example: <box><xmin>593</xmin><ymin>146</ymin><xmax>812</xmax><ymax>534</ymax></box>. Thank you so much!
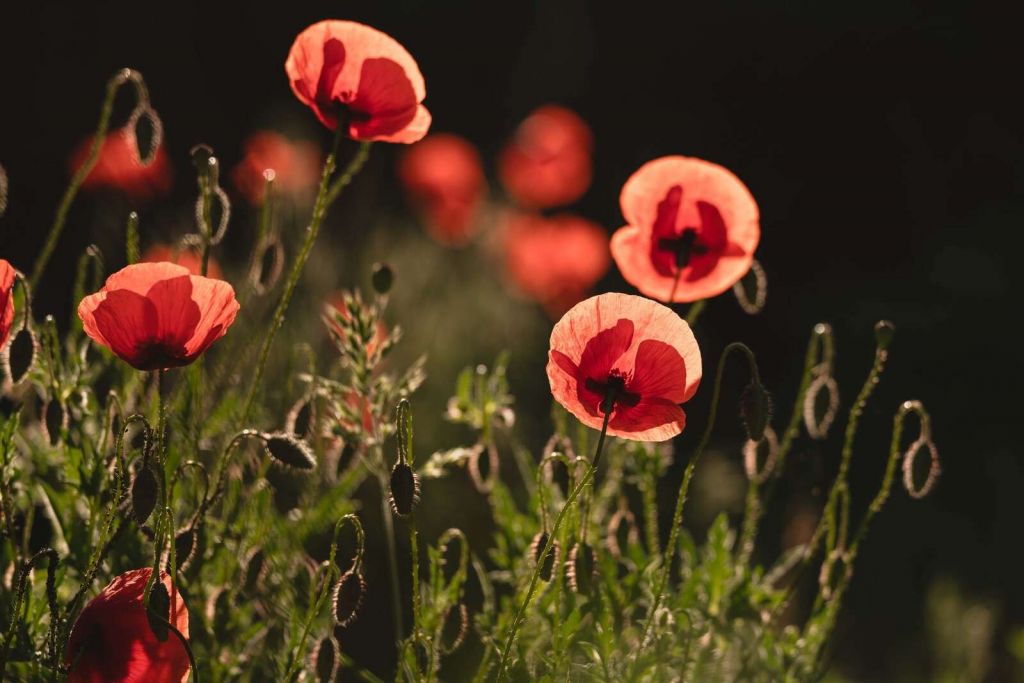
<box><xmin>175</xmin><ymin>527</ymin><xmax>198</xmax><ymax>571</ymax></box>
<box><xmin>739</xmin><ymin>381</ymin><xmax>772</xmax><ymax>442</ymax></box>
<box><xmin>313</xmin><ymin>636</ymin><xmax>339</xmax><ymax>682</ymax></box>
<box><xmin>332</xmin><ymin>570</ymin><xmax>366</xmax><ymax>627</ymax></box>
<box><xmin>566</xmin><ymin>542</ymin><xmax>597</xmax><ymax>594</ymax></box>
<box><xmin>131</xmin><ymin>464</ymin><xmax>159</xmax><ymax>525</ymax></box>
<box><xmin>389</xmin><ymin>462</ymin><xmax>420</xmax><ymax>517</ymax></box>
<box><xmin>371</xmin><ymin>262</ymin><xmax>394</xmax><ymax>295</ymax></box>
<box><xmin>146</xmin><ymin>580</ymin><xmax>171</xmax><ymax>642</ymax></box>
<box><xmin>529</xmin><ymin>531</ymin><xmax>560</xmax><ymax>582</ymax></box>
<box><xmin>262</xmin><ymin>432</ymin><xmax>317</xmax><ymax>471</ymax></box>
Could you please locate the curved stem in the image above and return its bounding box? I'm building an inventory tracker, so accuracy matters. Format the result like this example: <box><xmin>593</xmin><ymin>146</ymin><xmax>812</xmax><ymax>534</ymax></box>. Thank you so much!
<box><xmin>631</xmin><ymin>342</ymin><xmax>759</xmax><ymax>674</ymax></box>
<box><xmin>240</xmin><ymin>137</ymin><xmax>371</xmax><ymax>425</ymax></box>
<box><xmin>31</xmin><ymin>71</ymin><xmax>136</xmax><ymax>289</ymax></box>
<box><xmin>685</xmin><ymin>300</ymin><xmax>706</xmax><ymax>326</ymax></box>
<box><xmin>496</xmin><ymin>410</ymin><xmax>612</xmax><ymax>681</ymax></box>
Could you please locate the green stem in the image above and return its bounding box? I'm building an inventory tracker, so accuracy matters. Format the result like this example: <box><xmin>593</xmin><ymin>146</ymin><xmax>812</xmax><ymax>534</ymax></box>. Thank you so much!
<box><xmin>31</xmin><ymin>71</ymin><xmax>135</xmax><ymax>289</ymax></box>
<box><xmin>631</xmin><ymin>342</ymin><xmax>759</xmax><ymax>673</ymax></box>
<box><xmin>381</xmin><ymin>475</ymin><xmax>405</xmax><ymax>648</ymax></box>
<box><xmin>240</xmin><ymin>136</ymin><xmax>371</xmax><ymax>425</ymax></box>
<box><xmin>686</xmin><ymin>300</ymin><xmax>706</xmax><ymax>326</ymax></box>
<box><xmin>496</xmin><ymin>409</ymin><xmax>613</xmax><ymax>681</ymax></box>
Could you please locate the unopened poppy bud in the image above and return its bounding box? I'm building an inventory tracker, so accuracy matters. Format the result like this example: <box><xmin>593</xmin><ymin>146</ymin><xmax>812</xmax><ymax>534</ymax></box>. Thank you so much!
<box><xmin>389</xmin><ymin>462</ymin><xmax>420</xmax><ymax>517</ymax></box>
<box><xmin>331</xmin><ymin>570</ymin><xmax>366</xmax><ymax>627</ymax></box>
<box><xmin>441</xmin><ymin>604</ymin><xmax>469</xmax><ymax>654</ymax></box>
<box><xmin>175</xmin><ymin>527</ymin><xmax>198</xmax><ymax>570</ymax></box>
<box><xmin>566</xmin><ymin>542</ymin><xmax>597</xmax><ymax>594</ymax></box>
<box><xmin>739</xmin><ymin>381</ymin><xmax>772</xmax><ymax>442</ymax></box>
<box><xmin>371</xmin><ymin>262</ymin><xmax>394</xmax><ymax>295</ymax></box>
<box><xmin>131</xmin><ymin>464</ymin><xmax>159</xmax><ymax>525</ymax></box>
<box><xmin>4</xmin><ymin>327</ymin><xmax>36</xmax><ymax>384</ymax></box>
<box><xmin>190</xmin><ymin>144</ymin><xmax>214</xmax><ymax>175</ymax></box>
<box><xmin>242</xmin><ymin>548</ymin><xmax>266</xmax><ymax>593</ymax></box>
<box><xmin>529</xmin><ymin>531</ymin><xmax>560</xmax><ymax>582</ymax></box>
<box><xmin>44</xmin><ymin>400</ymin><xmax>66</xmax><ymax>446</ymax></box>
<box><xmin>874</xmin><ymin>320</ymin><xmax>895</xmax><ymax>350</ymax></box>
<box><xmin>262</xmin><ymin>432</ymin><xmax>317</xmax><ymax>471</ymax></box>
<box><xmin>146</xmin><ymin>580</ymin><xmax>171</xmax><ymax>642</ymax></box>
<box><xmin>313</xmin><ymin>636</ymin><xmax>339</xmax><ymax>682</ymax></box>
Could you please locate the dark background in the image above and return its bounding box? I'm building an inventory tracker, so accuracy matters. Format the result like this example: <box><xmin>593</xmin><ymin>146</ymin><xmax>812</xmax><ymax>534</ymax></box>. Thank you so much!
<box><xmin>2</xmin><ymin>1</ymin><xmax>1021</xmax><ymax>680</ymax></box>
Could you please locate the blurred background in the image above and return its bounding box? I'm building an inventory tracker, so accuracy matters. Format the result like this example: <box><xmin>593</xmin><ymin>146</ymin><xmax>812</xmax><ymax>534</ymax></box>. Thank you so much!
<box><xmin>1</xmin><ymin>1</ymin><xmax>1021</xmax><ymax>680</ymax></box>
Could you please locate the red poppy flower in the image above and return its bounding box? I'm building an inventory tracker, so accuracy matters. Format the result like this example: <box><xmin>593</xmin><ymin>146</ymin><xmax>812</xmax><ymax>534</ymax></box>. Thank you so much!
<box><xmin>70</xmin><ymin>128</ymin><xmax>172</xmax><ymax>201</ymax></box>
<box><xmin>501</xmin><ymin>212</ymin><xmax>609</xmax><ymax>318</ymax></box>
<box><xmin>78</xmin><ymin>262</ymin><xmax>239</xmax><ymax>371</ymax></box>
<box><xmin>498</xmin><ymin>105</ymin><xmax>592</xmax><ymax>209</ymax></box>
<box><xmin>325</xmin><ymin>294</ymin><xmax>388</xmax><ymax>359</ymax></box>
<box><xmin>65</xmin><ymin>568</ymin><xmax>190</xmax><ymax>683</ymax></box>
<box><xmin>231</xmin><ymin>131</ymin><xmax>321</xmax><ymax>204</ymax></box>
<box><xmin>397</xmin><ymin>134</ymin><xmax>485</xmax><ymax>246</ymax></box>
<box><xmin>286</xmin><ymin>20</ymin><xmax>431</xmax><ymax>143</ymax></box>
<box><xmin>547</xmin><ymin>293</ymin><xmax>702</xmax><ymax>441</ymax></box>
<box><xmin>610</xmin><ymin>156</ymin><xmax>760</xmax><ymax>303</ymax></box>
<box><xmin>0</xmin><ymin>260</ymin><xmax>15</xmax><ymax>349</ymax></box>
<box><xmin>140</xmin><ymin>244</ymin><xmax>224</xmax><ymax>280</ymax></box>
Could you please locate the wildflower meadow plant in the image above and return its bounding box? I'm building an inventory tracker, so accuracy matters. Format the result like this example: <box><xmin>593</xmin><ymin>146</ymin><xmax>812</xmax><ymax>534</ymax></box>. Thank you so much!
<box><xmin>0</xmin><ymin>15</ymin><xmax>944</xmax><ymax>683</ymax></box>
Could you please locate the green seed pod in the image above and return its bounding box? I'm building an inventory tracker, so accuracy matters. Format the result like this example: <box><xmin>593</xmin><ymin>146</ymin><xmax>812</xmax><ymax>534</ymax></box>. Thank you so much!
<box><xmin>332</xmin><ymin>570</ymin><xmax>366</xmax><ymax>628</ymax></box>
<box><xmin>567</xmin><ymin>542</ymin><xmax>597</xmax><ymax>594</ymax></box>
<box><xmin>739</xmin><ymin>381</ymin><xmax>772</xmax><ymax>443</ymax></box>
<box><xmin>389</xmin><ymin>462</ymin><xmax>420</xmax><ymax>517</ymax></box>
<box><xmin>529</xmin><ymin>531</ymin><xmax>560</xmax><ymax>582</ymax></box>
<box><xmin>371</xmin><ymin>262</ymin><xmax>394</xmax><ymax>295</ymax></box>
<box><xmin>262</xmin><ymin>432</ymin><xmax>317</xmax><ymax>471</ymax></box>
<box><xmin>131</xmin><ymin>464</ymin><xmax>159</xmax><ymax>525</ymax></box>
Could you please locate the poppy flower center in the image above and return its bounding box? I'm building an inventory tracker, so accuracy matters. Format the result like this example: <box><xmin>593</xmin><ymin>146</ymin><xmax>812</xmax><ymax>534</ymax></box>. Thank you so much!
<box><xmin>584</xmin><ymin>371</ymin><xmax>641</xmax><ymax>415</ymax></box>
<box><xmin>657</xmin><ymin>228</ymin><xmax>708</xmax><ymax>270</ymax></box>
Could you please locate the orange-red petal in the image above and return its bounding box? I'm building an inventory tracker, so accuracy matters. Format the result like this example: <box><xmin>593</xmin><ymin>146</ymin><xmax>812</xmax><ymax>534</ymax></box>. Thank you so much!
<box><xmin>0</xmin><ymin>260</ymin><xmax>15</xmax><ymax>348</ymax></box>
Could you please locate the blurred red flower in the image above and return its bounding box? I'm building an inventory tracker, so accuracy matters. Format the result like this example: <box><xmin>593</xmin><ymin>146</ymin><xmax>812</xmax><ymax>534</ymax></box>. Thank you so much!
<box><xmin>65</xmin><ymin>568</ymin><xmax>190</xmax><ymax>683</ymax></box>
<box><xmin>140</xmin><ymin>244</ymin><xmax>223</xmax><ymax>280</ymax></box>
<box><xmin>502</xmin><ymin>212</ymin><xmax>609</xmax><ymax>318</ymax></box>
<box><xmin>547</xmin><ymin>293</ymin><xmax>702</xmax><ymax>441</ymax></box>
<box><xmin>70</xmin><ymin>128</ymin><xmax>172</xmax><ymax>201</ymax></box>
<box><xmin>610</xmin><ymin>156</ymin><xmax>760</xmax><ymax>303</ymax></box>
<box><xmin>232</xmin><ymin>131</ymin><xmax>321</xmax><ymax>205</ymax></box>
<box><xmin>498</xmin><ymin>105</ymin><xmax>592</xmax><ymax>209</ymax></box>
<box><xmin>78</xmin><ymin>262</ymin><xmax>239</xmax><ymax>371</ymax></box>
<box><xmin>286</xmin><ymin>20</ymin><xmax>431</xmax><ymax>143</ymax></box>
<box><xmin>398</xmin><ymin>134</ymin><xmax>485</xmax><ymax>246</ymax></box>
<box><xmin>0</xmin><ymin>260</ymin><xmax>15</xmax><ymax>348</ymax></box>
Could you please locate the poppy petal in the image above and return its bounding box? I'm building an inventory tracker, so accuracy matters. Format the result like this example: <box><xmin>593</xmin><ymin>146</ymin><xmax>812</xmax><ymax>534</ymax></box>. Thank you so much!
<box><xmin>629</xmin><ymin>339</ymin><xmax>689</xmax><ymax>403</ymax></box>
<box><xmin>610</xmin><ymin>399</ymin><xmax>687</xmax><ymax>442</ymax></box>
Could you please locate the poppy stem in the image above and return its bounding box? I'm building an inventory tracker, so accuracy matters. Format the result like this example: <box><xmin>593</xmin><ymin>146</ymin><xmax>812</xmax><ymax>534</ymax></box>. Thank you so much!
<box><xmin>685</xmin><ymin>299</ymin><xmax>706</xmax><ymax>326</ymax></box>
<box><xmin>30</xmin><ymin>70</ymin><xmax>145</xmax><ymax>290</ymax></box>
<box><xmin>630</xmin><ymin>342</ymin><xmax>759</xmax><ymax>677</ymax></box>
<box><xmin>496</xmin><ymin>409</ymin><xmax>612</xmax><ymax>681</ymax></box>
<box><xmin>240</xmin><ymin>134</ymin><xmax>372</xmax><ymax>425</ymax></box>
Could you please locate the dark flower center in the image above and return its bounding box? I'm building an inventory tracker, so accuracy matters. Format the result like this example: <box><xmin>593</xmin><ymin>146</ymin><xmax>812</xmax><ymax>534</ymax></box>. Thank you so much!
<box><xmin>657</xmin><ymin>227</ymin><xmax>708</xmax><ymax>270</ymax></box>
<box><xmin>585</xmin><ymin>371</ymin><xmax>641</xmax><ymax>415</ymax></box>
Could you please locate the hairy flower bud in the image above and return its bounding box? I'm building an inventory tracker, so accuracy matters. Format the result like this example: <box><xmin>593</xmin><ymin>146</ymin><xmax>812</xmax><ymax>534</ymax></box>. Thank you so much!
<box><xmin>739</xmin><ymin>380</ymin><xmax>772</xmax><ymax>442</ymax></box>
<box><xmin>262</xmin><ymin>432</ymin><xmax>317</xmax><ymax>471</ymax></box>
<box><xmin>371</xmin><ymin>262</ymin><xmax>394</xmax><ymax>295</ymax></box>
<box><xmin>389</xmin><ymin>462</ymin><xmax>420</xmax><ymax>517</ymax></box>
<box><xmin>567</xmin><ymin>542</ymin><xmax>597</xmax><ymax>594</ymax></box>
<box><xmin>131</xmin><ymin>464</ymin><xmax>159</xmax><ymax>525</ymax></box>
<box><xmin>529</xmin><ymin>531</ymin><xmax>560</xmax><ymax>582</ymax></box>
<box><xmin>332</xmin><ymin>570</ymin><xmax>366</xmax><ymax>627</ymax></box>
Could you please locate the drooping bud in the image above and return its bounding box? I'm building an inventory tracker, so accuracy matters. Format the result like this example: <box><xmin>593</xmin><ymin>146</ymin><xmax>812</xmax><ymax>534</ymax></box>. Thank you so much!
<box><xmin>131</xmin><ymin>464</ymin><xmax>159</xmax><ymax>525</ymax></box>
<box><xmin>389</xmin><ymin>462</ymin><xmax>420</xmax><ymax>517</ymax></box>
<box><xmin>529</xmin><ymin>531</ymin><xmax>560</xmax><ymax>582</ymax></box>
<box><xmin>739</xmin><ymin>381</ymin><xmax>772</xmax><ymax>442</ymax></box>
<box><xmin>44</xmin><ymin>399</ymin><xmax>66</xmax><ymax>446</ymax></box>
<box><xmin>242</xmin><ymin>547</ymin><xmax>266</xmax><ymax>593</ymax></box>
<box><xmin>146</xmin><ymin>580</ymin><xmax>171</xmax><ymax>642</ymax></box>
<box><xmin>175</xmin><ymin>527</ymin><xmax>198</xmax><ymax>571</ymax></box>
<box><xmin>312</xmin><ymin>636</ymin><xmax>339</xmax><ymax>682</ymax></box>
<box><xmin>3</xmin><ymin>327</ymin><xmax>36</xmax><ymax>384</ymax></box>
<box><xmin>874</xmin><ymin>320</ymin><xmax>895</xmax><ymax>350</ymax></box>
<box><xmin>331</xmin><ymin>570</ymin><xmax>366</xmax><ymax>627</ymax></box>
<box><xmin>902</xmin><ymin>437</ymin><xmax>941</xmax><ymax>499</ymax></box>
<box><xmin>803</xmin><ymin>372</ymin><xmax>839</xmax><ymax>440</ymax></box>
<box><xmin>127</xmin><ymin>103</ymin><xmax>163</xmax><ymax>166</ymax></box>
<box><xmin>441</xmin><ymin>604</ymin><xmax>469</xmax><ymax>654</ymax></box>
<box><xmin>262</xmin><ymin>432</ymin><xmax>317</xmax><ymax>471</ymax></box>
<box><xmin>371</xmin><ymin>262</ymin><xmax>394</xmax><ymax>295</ymax></box>
<box><xmin>566</xmin><ymin>542</ymin><xmax>597</xmax><ymax>594</ymax></box>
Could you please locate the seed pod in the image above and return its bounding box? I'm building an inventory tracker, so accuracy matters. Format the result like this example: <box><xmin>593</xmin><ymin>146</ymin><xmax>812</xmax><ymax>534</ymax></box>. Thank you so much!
<box><xmin>262</xmin><ymin>432</ymin><xmax>317</xmax><ymax>471</ymax></box>
<box><xmin>312</xmin><ymin>636</ymin><xmax>339</xmax><ymax>682</ymax></box>
<box><xmin>371</xmin><ymin>262</ymin><xmax>394</xmax><ymax>295</ymax></box>
<box><xmin>331</xmin><ymin>570</ymin><xmax>366</xmax><ymax>627</ymax></box>
<box><xmin>389</xmin><ymin>462</ymin><xmax>420</xmax><ymax>517</ymax></box>
<box><xmin>530</xmin><ymin>531</ymin><xmax>561</xmax><ymax>582</ymax></box>
<box><xmin>131</xmin><ymin>464</ymin><xmax>159</xmax><ymax>525</ymax></box>
<box><xmin>174</xmin><ymin>527</ymin><xmax>198</xmax><ymax>571</ymax></box>
<box><xmin>146</xmin><ymin>580</ymin><xmax>171</xmax><ymax>642</ymax></box>
<box><xmin>739</xmin><ymin>381</ymin><xmax>772</xmax><ymax>442</ymax></box>
<box><xmin>566</xmin><ymin>542</ymin><xmax>597</xmax><ymax>594</ymax></box>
